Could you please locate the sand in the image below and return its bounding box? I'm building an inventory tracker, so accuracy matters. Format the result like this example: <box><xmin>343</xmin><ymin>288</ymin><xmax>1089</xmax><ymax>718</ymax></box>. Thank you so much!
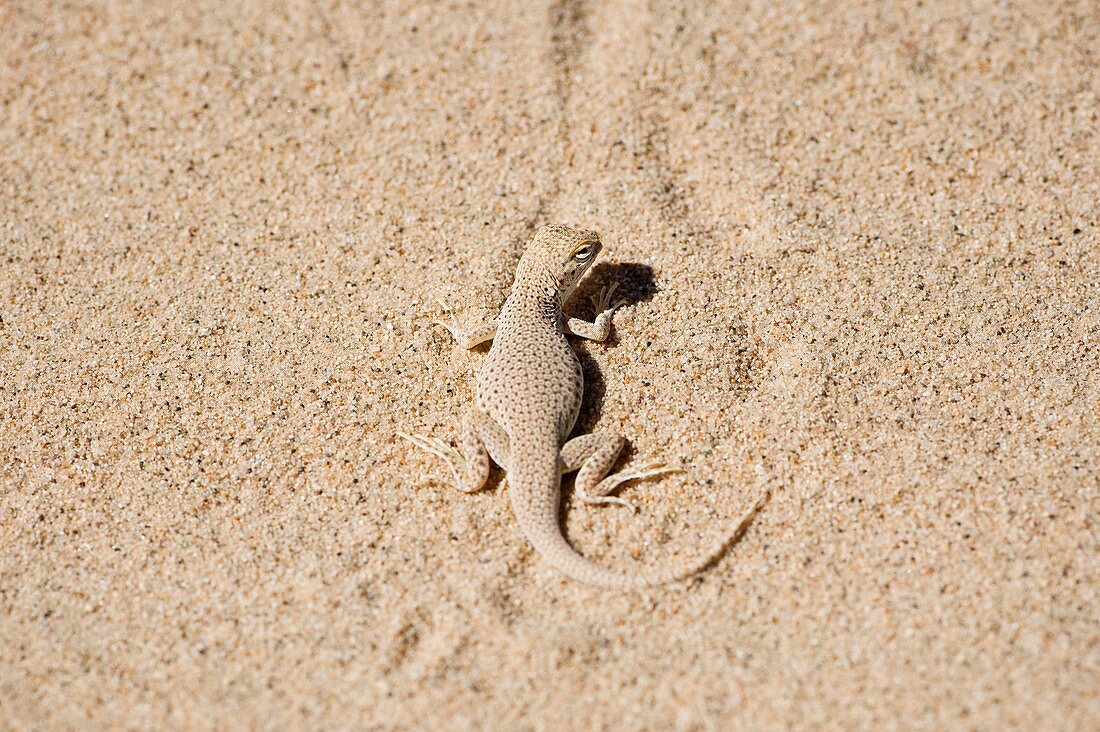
<box><xmin>1</xmin><ymin>0</ymin><xmax>1097</xmax><ymax>728</ymax></box>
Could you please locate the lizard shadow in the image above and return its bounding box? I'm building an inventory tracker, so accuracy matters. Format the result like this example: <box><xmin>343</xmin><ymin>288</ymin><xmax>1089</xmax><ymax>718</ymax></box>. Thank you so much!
<box><xmin>568</xmin><ymin>262</ymin><xmax>658</xmax><ymax>437</ymax></box>
<box><xmin>558</xmin><ymin>263</ymin><xmax>659</xmax><ymax>539</ymax></box>
<box><xmin>573</xmin><ymin>262</ymin><xmax>659</xmax><ymax>314</ymax></box>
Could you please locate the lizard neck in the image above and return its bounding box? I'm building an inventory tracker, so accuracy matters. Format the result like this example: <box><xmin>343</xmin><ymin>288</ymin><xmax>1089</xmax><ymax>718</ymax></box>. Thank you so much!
<box><xmin>502</xmin><ymin>279</ymin><xmax>561</xmax><ymax>324</ymax></box>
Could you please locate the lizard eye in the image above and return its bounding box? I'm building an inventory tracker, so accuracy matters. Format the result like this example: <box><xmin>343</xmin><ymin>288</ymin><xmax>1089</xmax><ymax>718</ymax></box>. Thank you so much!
<box><xmin>574</xmin><ymin>245</ymin><xmax>594</xmax><ymax>261</ymax></box>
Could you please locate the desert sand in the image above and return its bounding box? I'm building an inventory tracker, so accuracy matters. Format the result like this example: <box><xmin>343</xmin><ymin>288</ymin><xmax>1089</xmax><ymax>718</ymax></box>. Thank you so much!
<box><xmin>1</xmin><ymin>0</ymin><xmax>1097</xmax><ymax>729</ymax></box>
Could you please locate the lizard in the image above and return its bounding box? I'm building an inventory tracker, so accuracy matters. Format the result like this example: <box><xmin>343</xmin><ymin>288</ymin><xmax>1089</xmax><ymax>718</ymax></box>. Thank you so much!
<box><xmin>400</xmin><ymin>224</ymin><xmax>767</xmax><ymax>588</ymax></box>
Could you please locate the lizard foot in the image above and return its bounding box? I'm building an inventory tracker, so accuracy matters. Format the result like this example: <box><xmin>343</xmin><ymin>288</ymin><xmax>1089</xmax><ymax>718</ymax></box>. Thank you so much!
<box><xmin>575</xmin><ymin>489</ymin><xmax>637</xmax><ymax>513</ymax></box>
<box><xmin>398</xmin><ymin>431</ymin><xmax>463</xmax><ymax>487</ymax></box>
<box><xmin>580</xmin><ymin>462</ymin><xmax>683</xmax><ymax>513</ymax></box>
<box><xmin>430</xmin><ymin>299</ymin><xmax>464</xmax><ymax>342</ymax></box>
<box><xmin>590</xmin><ymin>282</ymin><xmax>628</xmax><ymax>314</ymax></box>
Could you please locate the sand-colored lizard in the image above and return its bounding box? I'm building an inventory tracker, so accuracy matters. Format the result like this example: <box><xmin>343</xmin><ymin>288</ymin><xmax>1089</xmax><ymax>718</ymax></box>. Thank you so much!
<box><xmin>401</xmin><ymin>224</ymin><xmax>765</xmax><ymax>587</ymax></box>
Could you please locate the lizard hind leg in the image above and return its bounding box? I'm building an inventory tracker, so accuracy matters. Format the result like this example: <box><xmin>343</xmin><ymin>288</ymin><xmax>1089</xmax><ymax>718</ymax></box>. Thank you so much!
<box><xmin>467</xmin><ymin>409</ymin><xmax>510</xmax><ymax>473</ymax></box>
<box><xmin>560</xmin><ymin>433</ymin><xmax>682</xmax><ymax>513</ymax></box>
<box><xmin>398</xmin><ymin>409</ymin><xmax>506</xmax><ymax>493</ymax></box>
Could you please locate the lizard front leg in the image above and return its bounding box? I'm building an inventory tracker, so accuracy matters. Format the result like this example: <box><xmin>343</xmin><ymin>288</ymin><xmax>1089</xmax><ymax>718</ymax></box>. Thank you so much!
<box><xmin>432</xmin><ymin>299</ymin><xmax>498</xmax><ymax>348</ymax></box>
<box><xmin>440</xmin><ymin>320</ymin><xmax>498</xmax><ymax>349</ymax></box>
<box><xmin>560</xmin><ymin>432</ymin><xmax>680</xmax><ymax>512</ymax></box>
<box><xmin>563</xmin><ymin>283</ymin><xmax>626</xmax><ymax>342</ymax></box>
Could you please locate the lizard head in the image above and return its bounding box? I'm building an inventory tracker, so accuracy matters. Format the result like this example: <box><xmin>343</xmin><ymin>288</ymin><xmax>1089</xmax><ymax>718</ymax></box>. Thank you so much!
<box><xmin>519</xmin><ymin>224</ymin><xmax>602</xmax><ymax>303</ymax></box>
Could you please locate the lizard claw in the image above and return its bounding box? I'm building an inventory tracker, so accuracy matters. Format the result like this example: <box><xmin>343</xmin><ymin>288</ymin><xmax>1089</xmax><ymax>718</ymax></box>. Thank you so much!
<box><xmin>590</xmin><ymin>282</ymin><xmax>624</xmax><ymax>314</ymax></box>
<box><xmin>429</xmin><ymin>299</ymin><xmax>465</xmax><ymax>344</ymax></box>
<box><xmin>584</xmin><ymin>462</ymin><xmax>682</xmax><ymax>507</ymax></box>
<box><xmin>398</xmin><ymin>431</ymin><xmax>463</xmax><ymax>487</ymax></box>
<box><xmin>431</xmin><ymin>318</ymin><xmax>463</xmax><ymax>341</ymax></box>
<box><xmin>575</xmin><ymin>489</ymin><xmax>638</xmax><ymax>513</ymax></box>
<box><xmin>618</xmin><ymin>462</ymin><xmax>683</xmax><ymax>482</ymax></box>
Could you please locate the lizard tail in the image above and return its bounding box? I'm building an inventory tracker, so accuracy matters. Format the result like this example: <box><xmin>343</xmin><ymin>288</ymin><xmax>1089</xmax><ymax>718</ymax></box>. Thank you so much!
<box><xmin>509</xmin><ymin>470</ymin><xmax>770</xmax><ymax>589</ymax></box>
